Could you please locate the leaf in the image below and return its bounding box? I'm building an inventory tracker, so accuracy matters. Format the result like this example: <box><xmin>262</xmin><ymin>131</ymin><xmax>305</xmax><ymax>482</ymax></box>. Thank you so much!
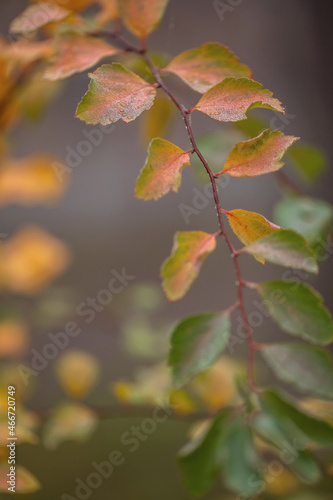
<box><xmin>162</xmin><ymin>42</ymin><xmax>251</xmax><ymax>93</ymax></box>
<box><xmin>253</xmin><ymin>411</ymin><xmax>322</xmax><ymax>483</ymax></box>
<box><xmin>43</xmin><ymin>403</ymin><xmax>98</xmax><ymax>449</ymax></box>
<box><xmin>76</xmin><ymin>63</ymin><xmax>157</xmax><ymax>125</ymax></box>
<box><xmin>178</xmin><ymin>408</ymin><xmax>232</xmax><ymax>497</ymax></box>
<box><xmin>220</xmin><ymin>129</ymin><xmax>298</xmax><ymax>177</ymax></box>
<box><xmin>261</xmin><ymin>342</ymin><xmax>333</xmax><ymax>399</ymax></box>
<box><xmin>226</xmin><ymin>209</ymin><xmax>280</xmax><ymax>263</ymax></box>
<box><xmin>0</xmin><ymin>320</ymin><xmax>29</xmax><ymax>358</ymax></box>
<box><xmin>9</xmin><ymin>3</ymin><xmax>70</xmax><ymax>33</ymax></box>
<box><xmin>256</xmin><ymin>281</ymin><xmax>333</xmax><ymax>345</ymax></box>
<box><xmin>240</xmin><ymin>230</ymin><xmax>318</xmax><ymax>274</ymax></box>
<box><xmin>288</xmin><ymin>145</ymin><xmax>327</xmax><ymax>183</ymax></box>
<box><xmin>55</xmin><ymin>350</ymin><xmax>100</xmax><ymax>399</ymax></box>
<box><xmin>0</xmin><ymin>155</ymin><xmax>68</xmax><ymax>206</ymax></box>
<box><xmin>169</xmin><ymin>312</ymin><xmax>230</xmax><ymax>387</ymax></box>
<box><xmin>161</xmin><ymin>231</ymin><xmax>217</xmax><ymax>301</ymax></box>
<box><xmin>194</xmin><ymin>77</ymin><xmax>284</xmax><ymax>122</ymax></box>
<box><xmin>274</xmin><ymin>196</ymin><xmax>333</xmax><ymax>247</ymax></box>
<box><xmin>31</xmin><ymin>0</ymin><xmax>95</xmax><ymax>11</ymax></box>
<box><xmin>44</xmin><ymin>34</ymin><xmax>119</xmax><ymax>80</ymax></box>
<box><xmin>118</xmin><ymin>0</ymin><xmax>170</xmax><ymax>38</ymax></box>
<box><xmin>0</xmin><ymin>465</ymin><xmax>41</xmax><ymax>493</ymax></box>
<box><xmin>221</xmin><ymin>416</ymin><xmax>264</xmax><ymax>498</ymax></box>
<box><xmin>135</xmin><ymin>138</ymin><xmax>190</xmax><ymax>200</ymax></box>
<box><xmin>261</xmin><ymin>389</ymin><xmax>333</xmax><ymax>447</ymax></box>
<box><xmin>96</xmin><ymin>0</ymin><xmax>119</xmax><ymax>25</ymax></box>
<box><xmin>0</xmin><ymin>226</ymin><xmax>70</xmax><ymax>295</ymax></box>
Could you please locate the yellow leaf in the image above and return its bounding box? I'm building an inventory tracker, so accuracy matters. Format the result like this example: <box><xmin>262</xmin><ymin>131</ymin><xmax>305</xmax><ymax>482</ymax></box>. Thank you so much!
<box><xmin>96</xmin><ymin>0</ymin><xmax>119</xmax><ymax>26</ymax></box>
<box><xmin>0</xmin><ymin>226</ymin><xmax>70</xmax><ymax>294</ymax></box>
<box><xmin>118</xmin><ymin>0</ymin><xmax>170</xmax><ymax>38</ymax></box>
<box><xmin>55</xmin><ymin>350</ymin><xmax>100</xmax><ymax>399</ymax></box>
<box><xmin>169</xmin><ymin>390</ymin><xmax>196</xmax><ymax>415</ymax></box>
<box><xmin>140</xmin><ymin>92</ymin><xmax>175</xmax><ymax>143</ymax></box>
<box><xmin>226</xmin><ymin>209</ymin><xmax>281</xmax><ymax>263</ymax></box>
<box><xmin>0</xmin><ymin>155</ymin><xmax>68</xmax><ymax>206</ymax></box>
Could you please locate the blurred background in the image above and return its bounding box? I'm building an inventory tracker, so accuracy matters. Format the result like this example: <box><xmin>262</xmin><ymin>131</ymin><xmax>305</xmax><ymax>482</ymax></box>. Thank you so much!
<box><xmin>1</xmin><ymin>0</ymin><xmax>333</xmax><ymax>498</ymax></box>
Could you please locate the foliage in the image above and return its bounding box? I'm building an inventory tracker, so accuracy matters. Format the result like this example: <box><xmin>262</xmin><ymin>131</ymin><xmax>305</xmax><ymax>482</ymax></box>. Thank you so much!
<box><xmin>1</xmin><ymin>1</ymin><xmax>333</xmax><ymax>498</ymax></box>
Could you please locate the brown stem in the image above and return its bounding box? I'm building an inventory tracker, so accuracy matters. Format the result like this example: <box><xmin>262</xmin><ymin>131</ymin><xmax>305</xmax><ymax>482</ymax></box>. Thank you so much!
<box><xmin>92</xmin><ymin>30</ymin><xmax>257</xmax><ymax>391</ymax></box>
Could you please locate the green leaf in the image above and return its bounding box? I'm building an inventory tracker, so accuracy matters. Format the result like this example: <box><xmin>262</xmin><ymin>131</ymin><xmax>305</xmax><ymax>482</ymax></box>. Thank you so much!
<box><xmin>256</xmin><ymin>281</ymin><xmax>333</xmax><ymax>345</ymax></box>
<box><xmin>135</xmin><ymin>138</ymin><xmax>190</xmax><ymax>200</ymax></box>
<box><xmin>194</xmin><ymin>77</ymin><xmax>284</xmax><ymax>122</ymax></box>
<box><xmin>169</xmin><ymin>311</ymin><xmax>230</xmax><ymax>387</ymax></box>
<box><xmin>234</xmin><ymin>114</ymin><xmax>267</xmax><ymax>137</ymax></box>
<box><xmin>178</xmin><ymin>408</ymin><xmax>231</xmax><ymax>497</ymax></box>
<box><xmin>261</xmin><ymin>389</ymin><xmax>333</xmax><ymax>447</ymax></box>
<box><xmin>226</xmin><ymin>209</ymin><xmax>280</xmax><ymax>263</ymax></box>
<box><xmin>161</xmin><ymin>231</ymin><xmax>217</xmax><ymax>301</ymax></box>
<box><xmin>241</xmin><ymin>230</ymin><xmax>318</xmax><ymax>274</ymax></box>
<box><xmin>118</xmin><ymin>0</ymin><xmax>170</xmax><ymax>38</ymax></box>
<box><xmin>221</xmin><ymin>416</ymin><xmax>264</xmax><ymax>498</ymax></box>
<box><xmin>288</xmin><ymin>145</ymin><xmax>327</xmax><ymax>184</ymax></box>
<box><xmin>76</xmin><ymin>63</ymin><xmax>156</xmax><ymax>125</ymax></box>
<box><xmin>274</xmin><ymin>196</ymin><xmax>333</xmax><ymax>247</ymax></box>
<box><xmin>220</xmin><ymin>129</ymin><xmax>298</xmax><ymax>177</ymax></box>
<box><xmin>261</xmin><ymin>342</ymin><xmax>333</xmax><ymax>399</ymax></box>
<box><xmin>253</xmin><ymin>411</ymin><xmax>322</xmax><ymax>483</ymax></box>
<box><xmin>44</xmin><ymin>34</ymin><xmax>119</xmax><ymax>81</ymax></box>
<box><xmin>162</xmin><ymin>42</ymin><xmax>251</xmax><ymax>93</ymax></box>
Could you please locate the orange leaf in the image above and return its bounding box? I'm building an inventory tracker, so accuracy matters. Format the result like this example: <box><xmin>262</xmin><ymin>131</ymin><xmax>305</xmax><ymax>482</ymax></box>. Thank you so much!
<box><xmin>119</xmin><ymin>0</ymin><xmax>170</xmax><ymax>38</ymax></box>
<box><xmin>31</xmin><ymin>0</ymin><xmax>95</xmax><ymax>11</ymax></box>
<box><xmin>44</xmin><ymin>34</ymin><xmax>119</xmax><ymax>80</ymax></box>
<box><xmin>161</xmin><ymin>231</ymin><xmax>217</xmax><ymax>301</ymax></box>
<box><xmin>163</xmin><ymin>43</ymin><xmax>252</xmax><ymax>93</ymax></box>
<box><xmin>56</xmin><ymin>350</ymin><xmax>100</xmax><ymax>399</ymax></box>
<box><xmin>226</xmin><ymin>209</ymin><xmax>280</xmax><ymax>263</ymax></box>
<box><xmin>194</xmin><ymin>77</ymin><xmax>284</xmax><ymax>122</ymax></box>
<box><xmin>76</xmin><ymin>63</ymin><xmax>157</xmax><ymax>125</ymax></box>
<box><xmin>10</xmin><ymin>3</ymin><xmax>70</xmax><ymax>33</ymax></box>
<box><xmin>96</xmin><ymin>0</ymin><xmax>119</xmax><ymax>26</ymax></box>
<box><xmin>0</xmin><ymin>155</ymin><xmax>68</xmax><ymax>206</ymax></box>
<box><xmin>0</xmin><ymin>320</ymin><xmax>30</xmax><ymax>358</ymax></box>
<box><xmin>135</xmin><ymin>138</ymin><xmax>190</xmax><ymax>200</ymax></box>
<box><xmin>221</xmin><ymin>129</ymin><xmax>299</xmax><ymax>177</ymax></box>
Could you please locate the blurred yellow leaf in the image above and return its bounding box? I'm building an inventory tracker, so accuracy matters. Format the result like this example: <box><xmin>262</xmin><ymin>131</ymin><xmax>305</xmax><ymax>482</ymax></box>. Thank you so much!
<box><xmin>55</xmin><ymin>350</ymin><xmax>100</xmax><ymax>399</ymax></box>
<box><xmin>0</xmin><ymin>226</ymin><xmax>71</xmax><ymax>294</ymax></box>
<box><xmin>169</xmin><ymin>389</ymin><xmax>196</xmax><ymax>415</ymax></box>
<box><xmin>0</xmin><ymin>320</ymin><xmax>30</xmax><ymax>358</ymax></box>
<box><xmin>113</xmin><ymin>381</ymin><xmax>131</xmax><ymax>402</ymax></box>
<box><xmin>43</xmin><ymin>403</ymin><xmax>98</xmax><ymax>449</ymax></box>
<box><xmin>192</xmin><ymin>358</ymin><xmax>240</xmax><ymax>411</ymax></box>
<box><xmin>18</xmin><ymin>71</ymin><xmax>63</xmax><ymax>122</ymax></box>
<box><xmin>0</xmin><ymin>155</ymin><xmax>68</xmax><ymax>206</ymax></box>
<box><xmin>0</xmin><ymin>408</ymin><xmax>39</xmax><ymax>445</ymax></box>
<box><xmin>140</xmin><ymin>92</ymin><xmax>175</xmax><ymax>143</ymax></box>
<box><xmin>300</xmin><ymin>398</ymin><xmax>333</xmax><ymax>425</ymax></box>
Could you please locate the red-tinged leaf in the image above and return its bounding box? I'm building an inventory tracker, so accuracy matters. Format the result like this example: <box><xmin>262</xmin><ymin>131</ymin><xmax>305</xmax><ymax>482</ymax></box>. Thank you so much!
<box><xmin>220</xmin><ymin>129</ymin><xmax>299</xmax><ymax>177</ymax></box>
<box><xmin>194</xmin><ymin>78</ymin><xmax>284</xmax><ymax>122</ymax></box>
<box><xmin>32</xmin><ymin>0</ymin><xmax>95</xmax><ymax>11</ymax></box>
<box><xmin>76</xmin><ymin>63</ymin><xmax>157</xmax><ymax>125</ymax></box>
<box><xmin>161</xmin><ymin>231</ymin><xmax>217</xmax><ymax>301</ymax></box>
<box><xmin>135</xmin><ymin>138</ymin><xmax>190</xmax><ymax>200</ymax></box>
<box><xmin>118</xmin><ymin>0</ymin><xmax>170</xmax><ymax>38</ymax></box>
<box><xmin>9</xmin><ymin>3</ymin><xmax>70</xmax><ymax>33</ymax></box>
<box><xmin>226</xmin><ymin>209</ymin><xmax>280</xmax><ymax>263</ymax></box>
<box><xmin>44</xmin><ymin>34</ymin><xmax>119</xmax><ymax>80</ymax></box>
<box><xmin>162</xmin><ymin>43</ymin><xmax>252</xmax><ymax>93</ymax></box>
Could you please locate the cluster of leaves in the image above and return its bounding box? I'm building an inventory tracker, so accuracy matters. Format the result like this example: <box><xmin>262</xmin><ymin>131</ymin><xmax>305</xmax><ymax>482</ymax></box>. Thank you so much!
<box><xmin>5</xmin><ymin>0</ymin><xmax>333</xmax><ymax>498</ymax></box>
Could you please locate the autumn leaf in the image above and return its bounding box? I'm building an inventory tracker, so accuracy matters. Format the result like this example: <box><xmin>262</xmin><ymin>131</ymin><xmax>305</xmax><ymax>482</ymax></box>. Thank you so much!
<box><xmin>0</xmin><ymin>320</ymin><xmax>29</xmax><ymax>358</ymax></box>
<box><xmin>0</xmin><ymin>465</ymin><xmax>41</xmax><ymax>493</ymax></box>
<box><xmin>76</xmin><ymin>63</ymin><xmax>157</xmax><ymax>125</ymax></box>
<box><xmin>0</xmin><ymin>155</ymin><xmax>68</xmax><ymax>206</ymax></box>
<box><xmin>135</xmin><ymin>138</ymin><xmax>190</xmax><ymax>200</ymax></box>
<box><xmin>161</xmin><ymin>231</ymin><xmax>217</xmax><ymax>301</ymax></box>
<box><xmin>194</xmin><ymin>77</ymin><xmax>284</xmax><ymax>122</ymax></box>
<box><xmin>118</xmin><ymin>0</ymin><xmax>170</xmax><ymax>38</ymax></box>
<box><xmin>220</xmin><ymin>129</ymin><xmax>299</xmax><ymax>177</ymax></box>
<box><xmin>55</xmin><ymin>350</ymin><xmax>100</xmax><ymax>399</ymax></box>
<box><xmin>0</xmin><ymin>226</ymin><xmax>70</xmax><ymax>294</ymax></box>
<box><xmin>140</xmin><ymin>92</ymin><xmax>175</xmax><ymax>142</ymax></box>
<box><xmin>9</xmin><ymin>3</ymin><xmax>70</xmax><ymax>33</ymax></box>
<box><xmin>226</xmin><ymin>209</ymin><xmax>280</xmax><ymax>262</ymax></box>
<box><xmin>44</xmin><ymin>34</ymin><xmax>119</xmax><ymax>81</ymax></box>
<box><xmin>162</xmin><ymin>42</ymin><xmax>251</xmax><ymax>93</ymax></box>
<box><xmin>31</xmin><ymin>0</ymin><xmax>95</xmax><ymax>11</ymax></box>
